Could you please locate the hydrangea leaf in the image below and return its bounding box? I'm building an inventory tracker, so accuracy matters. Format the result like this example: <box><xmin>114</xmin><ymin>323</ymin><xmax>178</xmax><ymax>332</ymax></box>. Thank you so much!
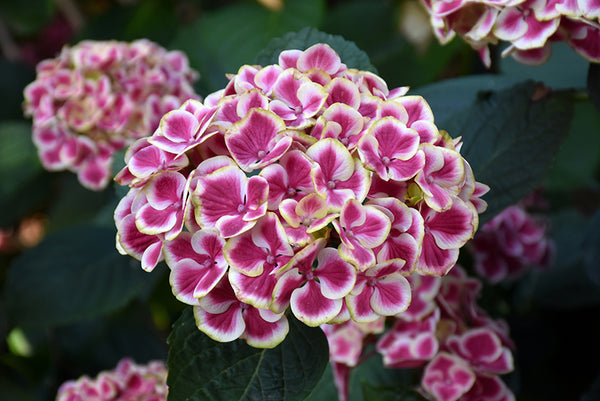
<box><xmin>413</xmin><ymin>74</ymin><xmax>521</xmax><ymax>126</ymax></box>
<box><xmin>255</xmin><ymin>27</ymin><xmax>377</xmax><ymax>73</ymax></box>
<box><xmin>3</xmin><ymin>225</ymin><xmax>160</xmax><ymax>328</ymax></box>
<box><xmin>440</xmin><ymin>81</ymin><xmax>573</xmax><ymax>224</ymax></box>
<box><xmin>167</xmin><ymin>307</ymin><xmax>329</xmax><ymax>401</ymax></box>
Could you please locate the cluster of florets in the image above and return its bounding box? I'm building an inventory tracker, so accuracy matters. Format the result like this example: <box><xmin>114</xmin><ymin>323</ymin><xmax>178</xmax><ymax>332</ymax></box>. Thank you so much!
<box><xmin>420</xmin><ymin>0</ymin><xmax>600</xmax><ymax>66</ymax></box>
<box><xmin>23</xmin><ymin>39</ymin><xmax>199</xmax><ymax>190</ymax></box>
<box><xmin>470</xmin><ymin>195</ymin><xmax>554</xmax><ymax>283</ymax></box>
<box><xmin>324</xmin><ymin>266</ymin><xmax>515</xmax><ymax>401</ymax></box>
<box><xmin>56</xmin><ymin>358</ymin><xmax>168</xmax><ymax>401</ymax></box>
<box><xmin>114</xmin><ymin>43</ymin><xmax>487</xmax><ymax>348</ymax></box>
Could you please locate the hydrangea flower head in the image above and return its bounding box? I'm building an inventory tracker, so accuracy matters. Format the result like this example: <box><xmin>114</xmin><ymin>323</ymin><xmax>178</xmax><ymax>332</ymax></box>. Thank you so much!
<box><xmin>23</xmin><ymin>39</ymin><xmax>199</xmax><ymax>190</ymax></box>
<box><xmin>56</xmin><ymin>358</ymin><xmax>168</xmax><ymax>401</ymax></box>
<box><xmin>115</xmin><ymin>43</ymin><xmax>486</xmax><ymax>348</ymax></box>
<box><xmin>421</xmin><ymin>0</ymin><xmax>600</xmax><ymax>65</ymax></box>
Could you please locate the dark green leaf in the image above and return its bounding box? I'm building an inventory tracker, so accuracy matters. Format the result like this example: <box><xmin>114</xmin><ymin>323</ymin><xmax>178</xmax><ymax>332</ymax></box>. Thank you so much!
<box><xmin>303</xmin><ymin>364</ymin><xmax>337</xmax><ymax>401</ymax></box>
<box><xmin>255</xmin><ymin>27</ymin><xmax>376</xmax><ymax>73</ymax></box>
<box><xmin>413</xmin><ymin>74</ymin><xmax>521</xmax><ymax>126</ymax></box>
<box><xmin>587</xmin><ymin>63</ymin><xmax>600</xmax><ymax>114</ymax></box>
<box><xmin>544</xmin><ymin>100</ymin><xmax>600</xmax><ymax>191</ymax></box>
<box><xmin>3</xmin><ymin>225</ymin><xmax>160</xmax><ymax>328</ymax></box>
<box><xmin>500</xmin><ymin>42</ymin><xmax>588</xmax><ymax>90</ymax></box>
<box><xmin>0</xmin><ymin>0</ymin><xmax>54</xmax><ymax>36</ymax></box>
<box><xmin>582</xmin><ymin>209</ymin><xmax>600</xmax><ymax>286</ymax></box>
<box><xmin>0</xmin><ymin>122</ymin><xmax>42</xmax><ymax>197</ymax></box>
<box><xmin>55</xmin><ymin>304</ymin><xmax>169</xmax><ymax>375</ymax></box>
<box><xmin>361</xmin><ymin>382</ymin><xmax>424</xmax><ymax>401</ymax></box>
<box><xmin>0</xmin><ymin>121</ymin><xmax>50</xmax><ymax>226</ymax></box>
<box><xmin>46</xmin><ymin>174</ymin><xmax>115</xmax><ymax>232</ymax></box>
<box><xmin>0</xmin><ymin>374</ymin><xmax>36</xmax><ymax>401</ymax></box>
<box><xmin>321</xmin><ymin>0</ymin><xmax>471</xmax><ymax>88</ymax></box>
<box><xmin>0</xmin><ymin>60</ymin><xmax>35</xmax><ymax>121</ymax></box>
<box><xmin>122</xmin><ymin>0</ymin><xmax>178</xmax><ymax>44</ymax></box>
<box><xmin>348</xmin><ymin>353</ymin><xmax>418</xmax><ymax>401</ymax></box>
<box><xmin>442</xmin><ymin>82</ymin><xmax>574</xmax><ymax>224</ymax></box>
<box><xmin>171</xmin><ymin>0</ymin><xmax>325</xmax><ymax>95</ymax></box>
<box><xmin>532</xmin><ymin>210</ymin><xmax>600</xmax><ymax>309</ymax></box>
<box><xmin>167</xmin><ymin>307</ymin><xmax>329</xmax><ymax>401</ymax></box>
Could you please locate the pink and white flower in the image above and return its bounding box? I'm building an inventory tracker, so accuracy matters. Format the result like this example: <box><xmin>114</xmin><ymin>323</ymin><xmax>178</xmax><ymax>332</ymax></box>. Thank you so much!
<box><xmin>470</xmin><ymin>198</ymin><xmax>553</xmax><ymax>283</ymax></box>
<box><xmin>23</xmin><ymin>39</ymin><xmax>199</xmax><ymax>190</ymax></box>
<box><xmin>421</xmin><ymin>352</ymin><xmax>476</xmax><ymax>401</ymax></box>
<box><xmin>421</xmin><ymin>0</ymin><xmax>600</xmax><ymax>65</ymax></box>
<box><xmin>114</xmin><ymin>43</ymin><xmax>486</xmax><ymax>349</ymax></box>
<box><xmin>56</xmin><ymin>358</ymin><xmax>168</xmax><ymax>401</ymax></box>
<box><xmin>194</xmin><ymin>277</ymin><xmax>289</xmax><ymax>348</ymax></box>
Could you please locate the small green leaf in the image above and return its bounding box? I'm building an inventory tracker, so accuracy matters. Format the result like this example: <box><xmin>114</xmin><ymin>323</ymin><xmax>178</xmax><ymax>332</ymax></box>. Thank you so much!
<box><xmin>3</xmin><ymin>225</ymin><xmax>160</xmax><ymax>328</ymax></box>
<box><xmin>441</xmin><ymin>82</ymin><xmax>574</xmax><ymax>224</ymax></box>
<box><xmin>255</xmin><ymin>27</ymin><xmax>377</xmax><ymax>72</ymax></box>
<box><xmin>167</xmin><ymin>307</ymin><xmax>329</xmax><ymax>401</ymax></box>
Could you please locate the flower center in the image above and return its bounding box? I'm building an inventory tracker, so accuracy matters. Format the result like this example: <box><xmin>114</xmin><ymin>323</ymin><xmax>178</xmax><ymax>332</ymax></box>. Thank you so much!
<box><xmin>237</xmin><ymin>204</ymin><xmax>247</xmax><ymax>213</ymax></box>
<box><xmin>257</xmin><ymin>150</ymin><xmax>266</xmax><ymax>160</ymax></box>
<box><xmin>382</xmin><ymin>156</ymin><xmax>390</xmax><ymax>166</ymax></box>
<box><xmin>367</xmin><ymin>277</ymin><xmax>377</xmax><ymax>287</ymax></box>
<box><xmin>287</xmin><ymin>187</ymin><xmax>297</xmax><ymax>197</ymax></box>
<box><xmin>327</xmin><ymin>180</ymin><xmax>336</xmax><ymax>189</ymax></box>
<box><xmin>305</xmin><ymin>270</ymin><xmax>315</xmax><ymax>281</ymax></box>
<box><xmin>266</xmin><ymin>254</ymin><xmax>276</xmax><ymax>265</ymax></box>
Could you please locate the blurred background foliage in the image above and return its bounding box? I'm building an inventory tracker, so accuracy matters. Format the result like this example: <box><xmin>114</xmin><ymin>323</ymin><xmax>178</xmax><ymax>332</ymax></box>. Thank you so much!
<box><xmin>0</xmin><ymin>0</ymin><xmax>599</xmax><ymax>400</ymax></box>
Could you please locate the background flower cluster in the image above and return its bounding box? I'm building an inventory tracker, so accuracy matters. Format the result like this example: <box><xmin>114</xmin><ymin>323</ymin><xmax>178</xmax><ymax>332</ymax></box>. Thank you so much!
<box><xmin>421</xmin><ymin>0</ymin><xmax>600</xmax><ymax>66</ymax></box>
<box><xmin>22</xmin><ymin>39</ymin><xmax>198</xmax><ymax>190</ymax></box>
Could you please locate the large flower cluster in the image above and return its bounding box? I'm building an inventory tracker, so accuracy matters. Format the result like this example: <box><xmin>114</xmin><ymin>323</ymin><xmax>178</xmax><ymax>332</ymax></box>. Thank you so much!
<box><xmin>114</xmin><ymin>43</ymin><xmax>486</xmax><ymax>348</ymax></box>
<box><xmin>324</xmin><ymin>266</ymin><xmax>515</xmax><ymax>401</ymax></box>
<box><xmin>420</xmin><ymin>0</ymin><xmax>600</xmax><ymax>66</ymax></box>
<box><xmin>56</xmin><ymin>358</ymin><xmax>168</xmax><ymax>401</ymax></box>
<box><xmin>23</xmin><ymin>39</ymin><xmax>199</xmax><ymax>190</ymax></box>
<box><xmin>470</xmin><ymin>198</ymin><xmax>554</xmax><ymax>283</ymax></box>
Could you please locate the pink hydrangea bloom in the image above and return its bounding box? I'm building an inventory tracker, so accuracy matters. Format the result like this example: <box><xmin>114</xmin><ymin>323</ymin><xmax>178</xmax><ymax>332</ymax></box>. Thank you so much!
<box><xmin>56</xmin><ymin>358</ymin><xmax>168</xmax><ymax>401</ymax></box>
<box><xmin>470</xmin><ymin>198</ymin><xmax>554</xmax><ymax>283</ymax></box>
<box><xmin>374</xmin><ymin>265</ymin><xmax>515</xmax><ymax>401</ymax></box>
<box><xmin>23</xmin><ymin>39</ymin><xmax>199</xmax><ymax>190</ymax></box>
<box><xmin>421</xmin><ymin>0</ymin><xmax>600</xmax><ymax>65</ymax></box>
<box><xmin>115</xmin><ymin>43</ymin><xmax>486</xmax><ymax>348</ymax></box>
